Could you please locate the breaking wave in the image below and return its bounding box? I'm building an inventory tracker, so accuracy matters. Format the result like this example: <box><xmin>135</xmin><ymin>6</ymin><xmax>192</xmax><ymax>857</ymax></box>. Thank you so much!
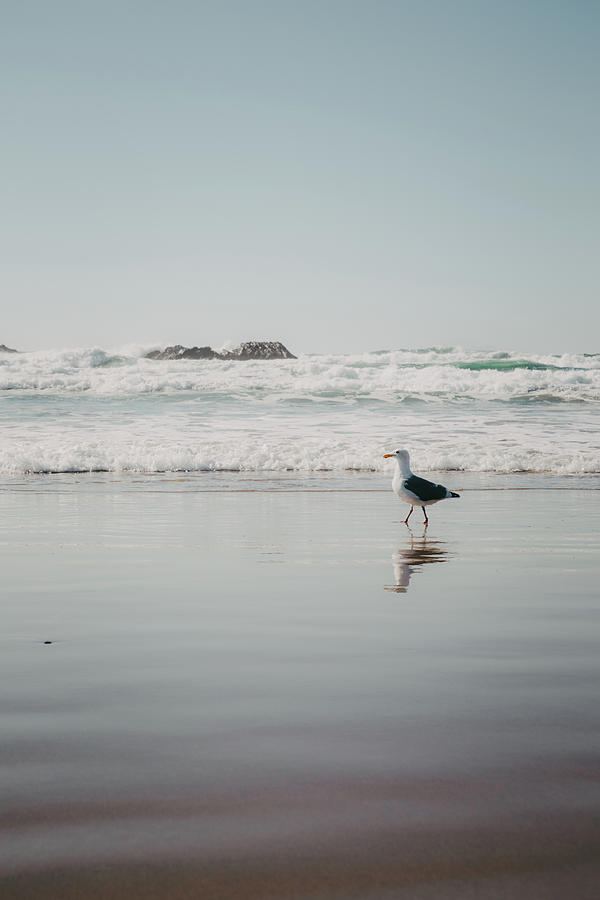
<box><xmin>0</xmin><ymin>438</ymin><xmax>597</xmax><ymax>476</ymax></box>
<box><xmin>1</xmin><ymin>345</ymin><xmax>599</xmax><ymax>475</ymax></box>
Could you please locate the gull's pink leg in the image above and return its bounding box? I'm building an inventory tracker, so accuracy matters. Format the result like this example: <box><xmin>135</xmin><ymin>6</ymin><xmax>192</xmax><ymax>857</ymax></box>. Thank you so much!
<box><xmin>403</xmin><ymin>506</ymin><xmax>413</xmax><ymax>524</ymax></box>
<box><xmin>421</xmin><ymin>506</ymin><xmax>429</xmax><ymax>525</ymax></box>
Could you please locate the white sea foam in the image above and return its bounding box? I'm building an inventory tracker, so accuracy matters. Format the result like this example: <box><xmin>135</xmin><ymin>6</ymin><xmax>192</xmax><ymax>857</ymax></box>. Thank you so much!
<box><xmin>1</xmin><ymin>345</ymin><xmax>600</xmax><ymax>401</ymax></box>
<box><xmin>0</xmin><ymin>438</ymin><xmax>597</xmax><ymax>476</ymax></box>
<box><xmin>0</xmin><ymin>406</ymin><xmax>598</xmax><ymax>475</ymax></box>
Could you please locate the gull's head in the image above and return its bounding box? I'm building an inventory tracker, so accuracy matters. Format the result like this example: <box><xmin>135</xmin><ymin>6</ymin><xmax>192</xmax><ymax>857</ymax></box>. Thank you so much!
<box><xmin>383</xmin><ymin>449</ymin><xmax>410</xmax><ymax>464</ymax></box>
<box><xmin>383</xmin><ymin>450</ymin><xmax>409</xmax><ymax>472</ymax></box>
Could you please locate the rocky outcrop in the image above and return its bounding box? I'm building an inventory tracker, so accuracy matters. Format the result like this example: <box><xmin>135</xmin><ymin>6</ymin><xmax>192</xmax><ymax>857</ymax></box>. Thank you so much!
<box><xmin>145</xmin><ymin>345</ymin><xmax>220</xmax><ymax>361</ymax></box>
<box><xmin>223</xmin><ymin>341</ymin><xmax>296</xmax><ymax>360</ymax></box>
<box><xmin>145</xmin><ymin>341</ymin><xmax>296</xmax><ymax>361</ymax></box>
<box><xmin>0</xmin><ymin>344</ymin><xmax>17</xmax><ymax>353</ymax></box>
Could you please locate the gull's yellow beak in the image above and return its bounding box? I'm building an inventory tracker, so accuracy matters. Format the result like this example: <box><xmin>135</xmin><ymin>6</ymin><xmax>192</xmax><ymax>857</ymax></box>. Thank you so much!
<box><xmin>383</xmin><ymin>453</ymin><xmax>394</xmax><ymax>458</ymax></box>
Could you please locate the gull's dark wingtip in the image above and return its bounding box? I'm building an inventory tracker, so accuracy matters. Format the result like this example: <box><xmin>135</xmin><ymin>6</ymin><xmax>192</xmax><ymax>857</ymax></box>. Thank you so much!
<box><xmin>450</xmin><ymin>491</ymin><xmax>460</xmax><ymax>498</ymax></box>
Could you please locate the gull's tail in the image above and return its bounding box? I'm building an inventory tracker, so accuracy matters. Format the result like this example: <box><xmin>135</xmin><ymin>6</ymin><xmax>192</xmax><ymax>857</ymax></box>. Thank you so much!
<box><xmin>449</xmin><ymin>491</ymin><xmax>460</xmax><ymax>498</ymax></box>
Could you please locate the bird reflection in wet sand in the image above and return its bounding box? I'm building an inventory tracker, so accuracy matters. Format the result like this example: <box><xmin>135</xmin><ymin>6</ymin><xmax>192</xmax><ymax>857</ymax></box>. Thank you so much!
<box><xmin>384</xmin><ymin>529</ymin><xmax>449</xmax><ymax>593</ymax></box>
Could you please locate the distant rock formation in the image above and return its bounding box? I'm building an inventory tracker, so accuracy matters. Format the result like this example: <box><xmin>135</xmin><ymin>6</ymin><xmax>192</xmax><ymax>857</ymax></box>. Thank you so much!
<box><xmin>145</xmin><ymin>345</ymin><xmax>220</xmax><ymax>361</ymax></box>
<box><xmin>145</xmin><ymin>341</ymin><xmax>296</xmax><ymax>361</ymax></box>
<box><xmin>0</xmin><ymin>344</ymin><xmax>17</xmax><ymax>353</ymax></box>
<box><xmin>223</xmin><ymin>341</ymin><xmax>296</xmax><ymax>360</ymax></box>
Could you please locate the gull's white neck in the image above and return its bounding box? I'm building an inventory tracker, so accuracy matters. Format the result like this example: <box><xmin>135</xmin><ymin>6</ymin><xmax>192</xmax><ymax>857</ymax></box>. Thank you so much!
<box><xmin>394</xmin><ymin>456</ymin><xmax>412</xmax><ymax>478</ymax></box>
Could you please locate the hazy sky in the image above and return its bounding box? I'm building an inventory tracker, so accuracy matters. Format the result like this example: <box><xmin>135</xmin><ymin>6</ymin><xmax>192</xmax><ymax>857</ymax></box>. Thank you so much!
<box><xmin>2</xmin><ymin>1</ymin><xmax>598</xmax><ymax>353</ymax></box>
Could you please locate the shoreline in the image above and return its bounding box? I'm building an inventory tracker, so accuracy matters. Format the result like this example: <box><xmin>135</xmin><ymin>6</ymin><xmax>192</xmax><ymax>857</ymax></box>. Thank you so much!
<box><xmin>2</xmin><ymin>470</ymin><xmax>600</xmax><ymax>493</ymax></box>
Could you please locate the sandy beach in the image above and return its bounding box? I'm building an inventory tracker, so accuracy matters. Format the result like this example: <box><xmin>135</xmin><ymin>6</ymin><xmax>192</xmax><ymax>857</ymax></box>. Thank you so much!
<box><xmin>1</xmin><ymin>474</ymin><xmax>599</xmax><ymax>898</ymax></box>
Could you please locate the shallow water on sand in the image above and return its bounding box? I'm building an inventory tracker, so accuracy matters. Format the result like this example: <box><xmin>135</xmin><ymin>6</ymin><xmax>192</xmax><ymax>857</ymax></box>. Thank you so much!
<box><xmin>1</xmin><ymin>474</ymin><xmax>599</xmax><ymax>898</ymax></box>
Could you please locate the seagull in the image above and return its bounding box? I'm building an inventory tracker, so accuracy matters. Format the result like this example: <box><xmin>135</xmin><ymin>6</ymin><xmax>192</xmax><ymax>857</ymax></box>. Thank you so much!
<box><xmin>383</xmin><ymin>449</ymin><xmax>460</xmax><ymax>525</ymax></box>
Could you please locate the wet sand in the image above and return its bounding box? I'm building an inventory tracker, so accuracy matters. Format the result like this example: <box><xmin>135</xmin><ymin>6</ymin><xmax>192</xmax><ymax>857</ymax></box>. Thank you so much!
<box><xmin>1</xmin><ymin>475</ymin><xmax>599</xmax><ymax>898</ymax></box>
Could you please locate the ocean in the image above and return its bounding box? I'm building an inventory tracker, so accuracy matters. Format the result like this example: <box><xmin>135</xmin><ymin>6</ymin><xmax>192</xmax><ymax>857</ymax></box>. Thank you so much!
<box><xmin>1</xmin><ymin>345</ymin><xmax>599</xmax><ymax>478</ymax></box>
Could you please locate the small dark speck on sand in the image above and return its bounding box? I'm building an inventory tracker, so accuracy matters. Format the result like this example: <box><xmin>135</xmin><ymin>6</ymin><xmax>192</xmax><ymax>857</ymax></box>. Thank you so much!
<box><xmin>43</xmin><ymin>641</ymin><xmax>52</xmax><ymax>645</ymax></box>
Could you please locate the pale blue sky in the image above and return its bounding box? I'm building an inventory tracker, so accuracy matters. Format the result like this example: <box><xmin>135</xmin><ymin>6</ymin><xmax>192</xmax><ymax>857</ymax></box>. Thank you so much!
<box><xmin>2</xmin><ymin>1</ymin><xmax>598</xmax><ymax>353</ymax></box>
